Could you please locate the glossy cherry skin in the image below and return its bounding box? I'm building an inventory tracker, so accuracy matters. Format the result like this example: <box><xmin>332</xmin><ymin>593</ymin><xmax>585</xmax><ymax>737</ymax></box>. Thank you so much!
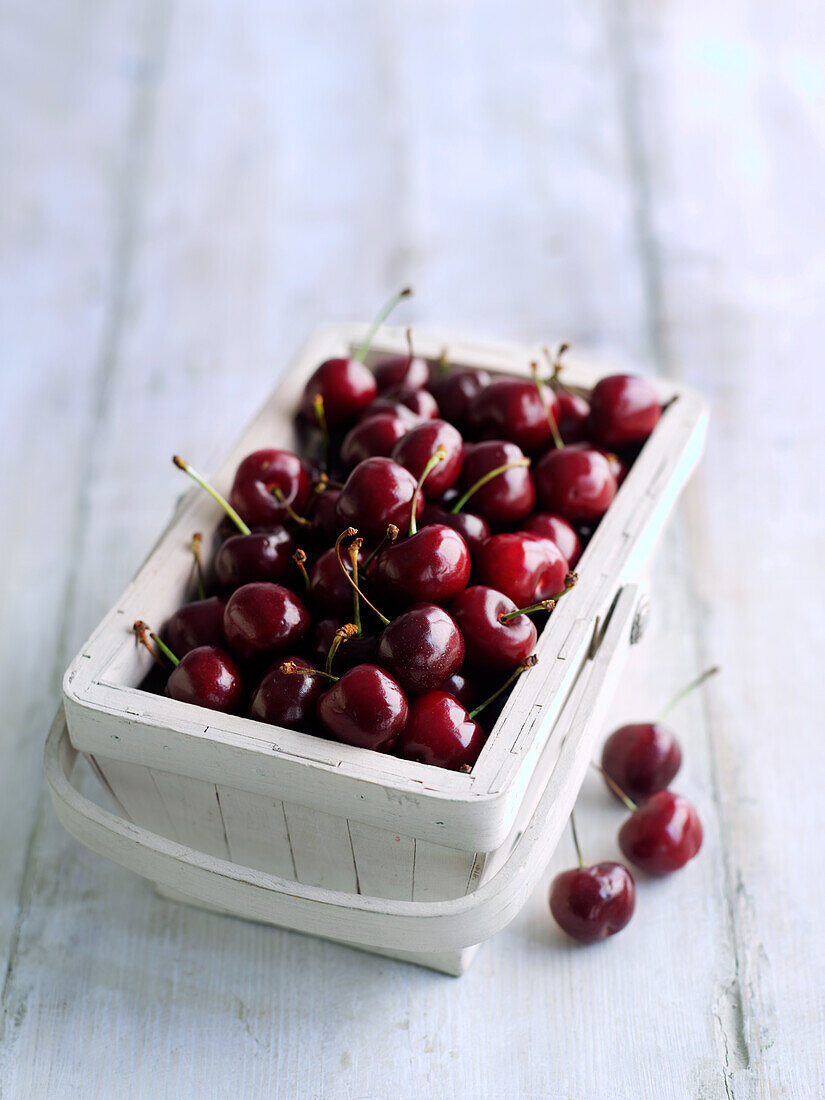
<box><xmin>475</xmin><ymin>532</ymin><xmax>569</xmax><ymax>607</ymax></box>
<box><xmin>459</xmin><ymin>441</ymin><xmax>535</xmax><ymax>524</ymax></box>
<box><xmin>373</xmin><ymin>525</ymin><xmax>471</xmax><ymax>606</ymax></box>
<box><xmin>549</xmin><ymin>863</ymin><xmax>635</xmax><ymax>944</ymax></box>
<box><xmin>428</xmin><ymin>367</ymin><xmax>491</xmax><ymax>427</ymax></box>
<box><xmin>522</xmin><ymin>513</ymin><xmax>583</xmax><ymax>569</ymax></box>
<box><xmin>369</xmin><ymin>386</ymin><xmax>439</xmax><ymax>421</ymax></box>
<box><xmin>164</xmin><ymin>596</ymin><xmax>226</xmax><ymax>658</ymax></box>
<box><xmin>376</xmin><ymin>603</ymin><xmax>465</xmax><ymax>695</ymax></box>
<box><xmin>223</xmin><ymin>582</ymin><xmax>310</xmax><ymax>661</ymax></box>
<box><xmin>391</xmin><ymin>419</ymin><xmax>464</xmax><ymax>497</ymax></box>
<box><xmin>589</xmin><ymin>374</ymin><xmax>661</xmax><ymax>449</ymax></box>
<box><xmin>437</xmin><ymin>670</ymin><xmax>479</xmax><ymax>710</ymax></box>
<box><xmin>229</xmin><ymin>449</ymin><xmax>312</xmax><ymax>529</ymax></box>
<box><xmin>300</xmin><ymin>357</ymin><xmax>377</xmax><ymax>428</ymax></box>
<box><xmin>214</xmin><ymin>527</ymin><xmax>296</xmax><ymax>589</ymax></box>
<box><xmin>597</xmin><ymin>448</ymin><xmax>629</xmax><ymax>487</ymax></box>
<box><xmin>420</xmin><ymin>502</ymin><xmax>491</xmax><ymax>557</ymax></box>
<box><xmin>166</xmin><ymin>646</ymin><xmax>243</xmax><ymax>713</ymax></box>
<box><xmin>249</xmin><ymin>655</ymin><xmax>323</xmax><ymax>729</ymax></box>
<box><xmin>556</xmin><ymin>389</ymin><xmax>591</xmax><ymax>443</ymax></box>
<box><xmin>336</xmin><ymin>457</ymin><xmax>423</xmax><ymax>541</ymax></box>
<box><xmin>535</xmin><ymin>444</ymin><xmax>617</xmax><ymax>523</ymax></box>
<box><xmin>311</xmin><ymin>619</ymin><xmax>378</xmax><ymax>673</ymax></box>
<box><xmin>451</xmin><ymin>586</ymin><xmax>538</xmax><ymax>670</ymax></box>
<box><xmin>374</xmin><ymin>353</ymin><xmax>430</xmax><ymax>392</ymax></box>
<box><xmin>469</xmin><ymin>376</ymin><xmax>562</xmax><ymax>454</ymax></box>
<box><xmin>618</xmin><ymin>791</ymin><xmax>702</xmax><ymax>876</ymax></box>
<box><xmin>317</xmin><ymin>664</ymin><xmax>409</xmax><ymax>751</ymax></box>
<box><xmin>308</xmin><ymin>544</ymin><xmax>366</xmax><ymax>618</ymax></box>
<box><xmin>308</xmin><ymin>488</ymin><xmax>341</xmax><ymax>543</ymax></box>
<box><xmin>340</xmin><ymin>410</ymin><xmax>412</xmax><ymax>467</ymax></box>
<box><xmin>601</xmin><ymin>723</ymin><xmax>682</xmax><ymax>802</ymax></box>
<box><xmin>395</xmin><ymin>691</ymin><xmax>486</xmax><ymax>770</ymax></box>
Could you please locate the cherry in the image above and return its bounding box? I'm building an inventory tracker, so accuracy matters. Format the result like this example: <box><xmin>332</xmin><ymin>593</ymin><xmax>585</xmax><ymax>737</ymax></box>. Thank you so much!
<box><xmin>374</xmin><ymin>524</ymin><xmax>470</xmax><ymax>606</ymax></box>
<box><xmin>308</xmin><ymin>543</ymin><xmax>367</xmax><ymax>618</ymax></box>
<box><xmin>436</xmin><ymin>670</ymin><xmax>479</xmax><ymax>710</ymax></box>
<box><xmin>336</xmin><ymin>457</ymin><xmax>422</xmax><ymax>540</ymax></box>
<box><xmin>522</xmin><ymin>512</ymin><xmax>582</xmax><ymax>568</ymax></box>
<box><xmin>315</xmin><ymin>664</ymin><xmax>409</xmax><ymax>751</ymax></box>
<box><xmin>535</xmin><ymin>444</ymin><xmax>617</xmax><ymax>523</ymax></box>
<box><xmin>376</xmin><ymin>603</ymin><xmax>465</xmax><ymax>695</ymax></box>
<box><xmin>299</xmin><ymin>288</ymin><xmax>411</xmax><ymax>427</ymax></box>
<box><xmin>373</xmin><ymin>329</ymin><xmax>430</xmax><ymax>392</ymax></box>
<box><xmin>226</xmin><ymin>450</ymin><xmax>312</xmax><ymax>530</ymax></box>
<box><xmin>618</xmin><ymin>790</ymin><xmax>703</xmax><ymax>876</ymax></box>
<box><xmin>134</xmin><ymin>622</ymin><xmax>242</xmax><ymax>714</ymax></box>
<box><xmin>214</xmin><ymin>526</ymin><xmax>296</xmax><ymax>589</ymax></box>
<box><xmin>451</xmin><ymin>586</ymin><xmax>540</xmax><ymax>670</ymax></box>
<box><xmin>419</xmin><ymin>501</ymin><xmax>491</xmax><ymax>557</ymax></box>
<box><xmin>368</xmin><ymin>385</ymin><xmax>439</xmax><ymax>421</ymax></box>
<box><xmin>250</xmin><ymin>655</ymin><xmax>324</xmax><ymax>729</ymax></box>
<box><xmin>549</xmin><ymin>815</ymin><xmax>635</xmax><ymax>944</ymax></box>
<box><xmin>223</xmin><ymin>582</ymin><xmax>310</xmax><ymax>661</ymax></box>
<box><xmin>556</xmin><ymin>389</ymin><xmax>591</xmax><ymax>443</ymax></box>
<box><xmin>457</xmin><ymin>441</ymin><xmax>535</xmax><ymax>523</ymax></box>
<box><xmin>428</xmin><ymin>366</ymin><xmax>491</xmax><ymax>427</ymax></box>
<box><xmin>308</xmin><ymin>486</ymin><xmax>342</xmax><ymax>543</ymax></box>
<box><xmin>164</xmin><ymin>596</ymin><xmax>226</xmax><ymax>658</ymax></box>
<box><xmin>311</xmin><ymin>618</ymin><xmax>377</xmax><ymax>672</ymax></box>
<box><xmin>340</xmin><ymin>409</ymin><xmax>414</xmax><ymax>467</ymax></box>
<box><xmin>391</xmin><ymin>419</ymin><xmax>464</xmax><ymax>497</ymax></box>
<box><xmin>469</xmin><ymin>375</ymin><xmax>561</xmax><ymax>454</ymax></box>
<box><xmin>475</xmin><ymin>532</ymin><xmax>569</xmax><ymax>608</ymax></box>
<box><xmin>589</xmin><ymin>373</ymin><xmax>661</xmax><ymax>449</ymax></box>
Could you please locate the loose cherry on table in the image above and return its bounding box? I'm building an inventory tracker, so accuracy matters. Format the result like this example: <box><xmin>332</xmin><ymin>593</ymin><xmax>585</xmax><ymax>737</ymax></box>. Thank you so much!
<box><xmin>134</xmin><ymin>621</ymin><xmax>243</xmax><ymax>714</ymax></box>
<box><xmin>336</xmin><ymin>457</ymin><xmax>423</xmax><ymax>540</ymax></box>
<box><xmin>534</xmin><ymin>443</ymin><xmax>617</xmax><ymax>523</ymax></box>
<box><xmin>456</xmin><ymin>440</ymin><xmax>535</xmax><ymax>523</ymax></box>
<box><xmin>451</xmin><ymin>585</ymin><xmax>545</xmax><ymax>670</ymax></box>
<box><xmin>589</xmin><ymin>373</ymin><xmax>662</xmax><ymax>450</ymax></box>
<box><xmin>222</xmin><ymin>582</ymin><xmax>310</xmax><ymax>661</ymax></box>
<box><xmin>474</xmin><ymin>532</ymin><xmax>569</xmax><ymax>608</ymax></box>
<box><xmin>549</xmin><ymin>812</ymin><xmax>636</xmax><ymax>944</ymax></box>
<box><xmin>522</xmin><ymin>512</ymin><xmax>582</xmax><ymax>569</ymax></box>
<box><xmin>373</xmin><ymin>328</ymin><xmax>431</xmax><ymax>392</ymax></box>
<box><xmin>428</xmin><ymin>365</ymin><xmax>492</xmax><ymax>428</ymax></box>
<box><xmin>616</xmin><ymin>788</ymin><xmax>703</xmax><ymax>876</ymax></box>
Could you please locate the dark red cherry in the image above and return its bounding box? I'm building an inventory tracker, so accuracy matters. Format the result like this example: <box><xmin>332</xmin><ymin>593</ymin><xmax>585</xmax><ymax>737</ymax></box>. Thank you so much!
<box><xmin>420</xmin><ymin>502</ymin><xmax>491</xmax><ymax>557</ymax></box>
<box><xmin>370</xmin><ymin>386</ymin><xmax>439</xmax><ymax>421</ymax></box>
<box><xmin>308</xmin><ymin>544</ymin><xmax>367</xmax><ymax>618</ymax></box>
<box><xmin>311</xmin><ymin>619</ymin><xmax>378</xmax><ymax>673</ymax></box>
<box><xmin>229</xmin><ymin>449</ymin><xmax>312</xmax><ymax>530</ymax></box>
<box><xmin>214</xmin><ymin>527</ymin><xmax>296</xmax><ymax>589</ymax></box>
<box><xmin>589</xmin><ymin>374</ymin><xmax>661</xmax><ymax>449</ymax></box>
<box><xmin>308</xmin><ymin>488</ymin><xmax>341</xmax><ymax>543</ymax></box>
<box><xmin>522</xmin><ymin>512</ymin><xmax>582</xmax><ymax>568</ymax></box>
<box><xmin>166</xmin><ymin>646</ymin><xmax>243</xmax><ymax>713</ymax></box>
<box><xmin>336</xmin><ymin>457</ymin><xmax>423</xmax><ymax>540</ymax></box>
<box><xmin>340</xmin><ymin>410</ymin><xmax>413</xmax><ymax>467</ymax></box>
<box><xmin>391</xmin><ymin>419</ymin><xmax>464</xmax><ymax>497</ymax></box>
<box><xmin>376</xmin><ymin>603</ymin><xmax>464</xmax><ymax>695</ymax></box>
<box><xmin>374</xmin><ymin>352</ymin><xmax>430</xmax><ymax>392</ymax></box>
<box><xmin>373</xmin><ymin>525</ymin><xmax>470</xmax><ymax>606</ymax></box>
<box><xmin>469</xmin><ymin>376</ymin><xmax>561</xmax><ymax>454</ymax></box>
<box><xmin>596</xmin><ymin>448</ymin><xmax>629</xmax><ymax>487</ymax></box>
<box><xmin>300</xmin><ymin>357</ymin><xmax>377</xmax><ymax>428</ymax></box>
<box><xmin>223</xmin><ymin>582</ymin><xmax>310</xmax><ymax>661</ymax></box>
<box><xmin>395</xmin><ymin>691</ymin><xmax>486</xmax><ymax>770</ymax></box>
<box><xmin>549</xmin><ymin>862</ymin><xmax>635</xmax><ymax>944</ymax></box>
<box><xmin>475</xmin><ymin>532</ymin><xmax>568</xmax><ymax>607</ymax></box>
<box><xmin>459</xmin><ymin>441</ymin><xmax>535</xmax><ymax>523</ymax></box>
<box><xmin>437</xmin><ymin>670</ymin><xmax>479</xmax><ymax>710</ymax></box>
<box><xmin>535</xmin><ymin>444</ymin><xmax>617</xmax><ymax>523</ymax></box>
<box><xmin>601</xmin><ymin>723</ymin><xmax>682</xmax><ymax>802</ymax></box>
<box><xmin>451</xmin><ymin>586</ymin><xmax>537</xmax><ymax>670</ymax></box>
<box><xmin>249</xmin><ymin>655</ymin><xmax>323</xmax><ymax>729</ymax></box>
<box><xmin>428</xmin><ymin>367</ymin><xmax>491</xmax><ymax>427</ymax></box>
<box><xmin>317</xmin><ymin>664</ymin><xmax>409</xmax><ymax>751</ymax></box>
<box><xmin>164</xmin><ymin>596</ymin><xmax>226</xmax><ymax>658</ymax></box>
<box><xmin>556</xmin><ymin>389</ymin><xmax>591</xmax><ymax>443</ymax></box>
<box><xmin>618</xmin><ymin>790</ymin><xmax>702</xmax><ymax>876</ymax></box>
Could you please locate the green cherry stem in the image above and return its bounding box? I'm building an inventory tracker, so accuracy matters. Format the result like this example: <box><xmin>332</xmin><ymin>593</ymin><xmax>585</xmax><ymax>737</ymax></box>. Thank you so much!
<box><xmin>271</xmin><ymin>486</ymin><xmax>312</xmax><ymax>528</ymax></box>
<box><xmin>353</xmin><ymin>287</ymin><xmax>413</xmax><ymax>364</ymax></box>
<box><xmin>313</xmin><ymin>394</ymin><xmax>330</xmax><ymax>472</ymax></box>
<box><xmin>569</xmin><ymin>809</ymin><xmax>585</xmax><ymax>869</ymax></box>
<box><xmin>498</xmin><ymin>599</ymin><xmax>555</xmax><ymax>624</ymax></box>
<box><xmin>657</xmin><ymin>665</ymin><xmax>721</xmax><ymax>722</ymax></box>
<box><xmin>335</xmin><ymin>528</ymin><xmax>390</xmax><ymax>626</ymax></box>
<box><xmin>450</xmin><ymin>458</ymin><xmax>531</xmax><ymax>514</ymax></box>
<box><xmin>293</xmin><ymin>549</ymin><xmax>310</xmax><ymax>592</ymax></box>
<box><xmin>468</xmin><ymin>654</ymin><xmax>538</xmax><ymax>719</ymax></box>
<box><xmin>133</xmin><ymin>621</ymin><xmax>167</xmax><ymax>670</ymax></box>
<box><xmin>348</xmin><ymin>538</ymin><xmax>363</xmax><ymax>634</ymax></box>
<box><xmin>279</xmin><ymin>661</ymin><xmax>338</xmax><ymax>684</ymax></box>
<box><xmin>591</xmin><ymin>762</ymin><xmax>637</xmax><ymax>811</ymax></box>
<box><xmin>531</xmin><ymin>360</ymin><xmax>564</xmax><ymax>450</ymax></box>
<box><xmin>191</xmin><ymin>532</ymin><xmax>206</xmax><ymax>600</ymax></box>
<box><xmin>363</xmin><ymin>524</ymin><xmax>399</xmax><ymax>569</ymax></box>
<box><xmin>409</xmin><ymin>445</ymin><xmax>447</xmax><ymax>535</ymax></box>
<box><xmin>326</xmin><ymin>624</ymin><xmax>357</xmax><ymax>675</ymax></box>
<box><xmin>542</xmin><ymin>344</ymin><xmax>590</xmax><ymax>400</ymax></box>
<box><xmin>150</xmin><ymin>632</ymin><xmax>181</xmax><ymax>668</ymax></box>
<box><xmin>173</xmin><ymin>456</ymin><xmax>251</xmax><ymax>536</ymax></box>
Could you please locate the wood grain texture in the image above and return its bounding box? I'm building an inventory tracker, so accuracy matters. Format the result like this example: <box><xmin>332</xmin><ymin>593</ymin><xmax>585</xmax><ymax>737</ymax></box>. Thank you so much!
<box><xmin>1</xmin><ymin>0</ymin><xmax>823</xmax><ymax>1097</ymax></box>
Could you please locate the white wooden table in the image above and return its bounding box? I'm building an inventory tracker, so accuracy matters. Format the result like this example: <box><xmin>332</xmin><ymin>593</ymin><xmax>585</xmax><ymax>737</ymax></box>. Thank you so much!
<box><xmin>1</xmin><ymin>2</ymin><xmax>823</xmax><ymax>1096</ymax></box>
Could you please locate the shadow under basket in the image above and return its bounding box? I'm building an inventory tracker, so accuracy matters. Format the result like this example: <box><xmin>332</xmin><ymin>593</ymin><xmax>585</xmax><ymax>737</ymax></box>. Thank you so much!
<box><xmin>48</xmin><ymin>325</ymin><xmax>707</xmax><ymax>975</ymax></box>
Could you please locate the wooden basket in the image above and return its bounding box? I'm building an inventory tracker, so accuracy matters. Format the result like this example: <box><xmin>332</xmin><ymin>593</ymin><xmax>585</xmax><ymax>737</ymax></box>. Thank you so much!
<box><xmin>48</xmin><ymin>325</ymin><xmax>707</xmax><ymax>975</ymax></box>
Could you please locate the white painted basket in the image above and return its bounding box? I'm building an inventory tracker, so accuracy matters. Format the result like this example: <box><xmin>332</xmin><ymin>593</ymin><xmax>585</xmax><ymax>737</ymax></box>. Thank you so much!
<box><xmin>48</xmin><ymin>325</ymin><xmax>707</xmax><ymax>975</ymax></box>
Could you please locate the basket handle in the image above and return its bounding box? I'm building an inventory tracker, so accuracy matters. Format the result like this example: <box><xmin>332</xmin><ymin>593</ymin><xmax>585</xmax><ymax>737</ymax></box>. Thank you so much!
<box><xmin>45</xmin><ymin>584</ymin><xmax>642</xmax><ymax>953</ymax></box>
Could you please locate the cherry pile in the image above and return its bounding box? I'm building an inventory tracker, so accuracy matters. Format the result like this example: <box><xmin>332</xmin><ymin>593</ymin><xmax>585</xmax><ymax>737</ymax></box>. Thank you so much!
<box><xmin>549</xmin><ymin>667</ymin><xmax>718</xmax><ymax>943</ymax></box>
<box><xmin>135</xmin><ymin>289</ymin><xmax>664</xmax><ymax>772</ymax></box>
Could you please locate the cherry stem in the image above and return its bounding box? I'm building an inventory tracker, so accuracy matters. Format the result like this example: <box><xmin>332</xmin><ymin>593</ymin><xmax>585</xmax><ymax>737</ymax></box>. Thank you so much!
<box><xmin>363</xmin><ymin>524</ymin><xmax>399</xmax><ymax>568</ymax></box>
<box><xmin>542</xmin><ymin>344</ymin><xmax>589</xmax><ymax>400</ymax></box>
<box><xmin>271</xmin><ymin>486</ymin><xmax>311</xmax><ymax>528</ymax></box>
<box><xmin>468</xmin><ymin>655</ymin><xmax>537</xmax><ymax>719</ymax></box>
<box><xmin>409</xmin><ymin>446</ymin><xmax>447</xmax><ymax>535</ymax></box>
<box><xmin>437</xmin><ymin>348</ymin><xmax>450</xmax><ymax>376</ymax></box>
<box><xmin>531</xmin><ymin>361</ymin><xmax>564</xmax><ymax>450</ymax></box>
<box><xmin>498</xmin><ymin>600</ymin><xmax>555</xmax><ymax>623</ymax></box>
<box><xmin>348</xmin><ymin>539</ymin><xmax>363</xmax><ymax>634</ymax></box>
<box><xmin>335</xmin><ymin>528</ymin><xmax>390</xmax><ymax>626</ymax></box>
<box><xmin>191</xmin><ymin>532</ymin><xmax>205</xmax><ymax>600</ymax></box>
<box><xmin>592</xmin><ymin>763</ymin><xmax>637</xmax><ymax>812</ymax></box>
<box><xmin>326</xmin><ymin>624</ymin><xmax>357</xmax><ymax>675</ymax></box>
<box><xmin>450</xmin><ymin>458</ymin><xmax>530</xmax><ymax>514</ymax></box>
<box><xmin>280</xmin><ymin>661</ymin><xmax>338</xmax><ymax>684</ymax></box>
<box><xmin>657</xmin><ymin>665</ymin><xmax>720</xmax><ymax>722</ymax></box>
<box><xmin>293</xmin><ymin>549</ymin><xmax>310</xmax><ymax>591</ymax></box>
<box><xmin>173</xmin><ymin>456</ymin><xmax>251</xmax><ymax>536</ymax></box>
<box><xmin>354</xmin><ymin>287</ymin><xmax>413</xmax><ymax>364</ymax></box>
<box><xmin>313</xmin><ymin>394</ymin><xmax>330</xmax><ymax>472</ymax></box>
<box><xmin>150</xmin><ymin>631</ymin><xmax>180</xmax><ymax>669</ymax></box>
<box><xmin>304</xmin><ymin>472</ymin><xmax>328</xmax><ymax>517</ymax></box>
<box><xmin>569</xmin><ymin>809</ymin><xmax>585</xmax><ymax>869</ymax></box>
<box><xmin>133</xmin><ymin>621</ymin><xmax>166</xmax><ymax>670</ymax></box>
<box><xmin>405</xmin><ymin>327</ymin><xmax>415</xmax><ymax>363</ymax></box>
